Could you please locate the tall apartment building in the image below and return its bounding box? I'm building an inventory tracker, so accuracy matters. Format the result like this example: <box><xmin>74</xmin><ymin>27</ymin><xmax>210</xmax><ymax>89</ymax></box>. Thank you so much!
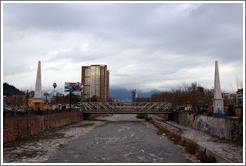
<box><xmin>81</xmin><ymin>65</ymin><xmax>109</xmax><ymax>102</ymax></box>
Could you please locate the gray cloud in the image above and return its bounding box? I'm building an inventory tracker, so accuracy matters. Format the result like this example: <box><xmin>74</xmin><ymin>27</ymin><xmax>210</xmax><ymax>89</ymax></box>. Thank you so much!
<box><xmin>3</xmin><ymin>2</ymin><xmax>243</xmax><ymax>93</ymax></box>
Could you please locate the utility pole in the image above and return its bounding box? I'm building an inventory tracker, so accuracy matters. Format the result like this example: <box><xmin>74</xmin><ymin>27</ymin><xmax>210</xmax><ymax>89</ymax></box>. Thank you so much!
<box><xmin>70</xmin><ymin>91</ymin><xmax>72</xmax><ymax>109</ymax></box>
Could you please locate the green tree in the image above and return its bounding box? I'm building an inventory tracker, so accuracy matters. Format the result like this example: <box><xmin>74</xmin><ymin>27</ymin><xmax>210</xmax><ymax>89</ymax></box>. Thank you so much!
<box><xmin>29</xmin><ymin>91</ymin><xmax>35</xmax><ymax>98</ymax></box>
<box><xmin>91</xmin><ymin>95</ymin><xmax>100</xmax><ymax>102</ymax></box>
<box><xmin>43</xmin><ymin>92</ymin><xmax>49</xmax><ymax>103</ymax></box>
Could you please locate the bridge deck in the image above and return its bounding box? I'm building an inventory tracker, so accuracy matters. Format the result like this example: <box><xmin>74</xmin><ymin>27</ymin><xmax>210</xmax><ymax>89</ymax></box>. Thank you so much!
<box><xmin>81</xmin><ymin>111</ymin><xmax>173</xmax><ymax>114</ymax></box>
<box><xmin>80</xmin><ymin>102</ymin><xmax>173</xmax><ymax>114</ymax></box>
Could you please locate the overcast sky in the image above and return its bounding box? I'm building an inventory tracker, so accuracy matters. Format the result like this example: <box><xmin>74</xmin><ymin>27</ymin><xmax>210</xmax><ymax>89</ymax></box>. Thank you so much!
<box><xmin>2</xmin><ymin>2</ymin><xmax>244</xmax><ymax>94</ymax></box>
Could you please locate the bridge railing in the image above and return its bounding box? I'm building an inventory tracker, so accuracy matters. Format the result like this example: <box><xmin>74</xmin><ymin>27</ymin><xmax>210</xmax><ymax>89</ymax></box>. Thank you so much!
<box><xmin>80</xmin><ymin>102</ymin><xmax>173</xmax><ymax>113</ymax></box>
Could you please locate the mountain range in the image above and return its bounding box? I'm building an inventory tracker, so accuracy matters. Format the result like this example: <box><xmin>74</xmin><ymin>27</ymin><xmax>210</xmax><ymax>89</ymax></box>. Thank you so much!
<box><xmin>3</xmin><ymin>83</ymin><xmax>25</xmax><ymax>96</ymax></box>
<box><xmin>109</xmin><ymin>88</ymin><xmax>159</xmax><ymax>100</ymax></box>
<box><xmin>3</xmin><ymin>82</ymin><xmax>159</xmax><ymax>100</ymax></box>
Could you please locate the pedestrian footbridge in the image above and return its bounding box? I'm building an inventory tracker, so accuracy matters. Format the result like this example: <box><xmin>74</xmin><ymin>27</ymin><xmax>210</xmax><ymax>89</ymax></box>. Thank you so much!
<box><xmin>80</xmin><ymin>102</ymin><xmax>173</xmax><ymax>114</ymax></box>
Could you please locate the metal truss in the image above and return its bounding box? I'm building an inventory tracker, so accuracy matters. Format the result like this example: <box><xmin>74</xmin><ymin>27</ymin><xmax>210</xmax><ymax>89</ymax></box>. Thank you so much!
<box><xmin>80</xmin><ymin>102</ymin><xmax>173</xmax><ymax>114</ymax></box>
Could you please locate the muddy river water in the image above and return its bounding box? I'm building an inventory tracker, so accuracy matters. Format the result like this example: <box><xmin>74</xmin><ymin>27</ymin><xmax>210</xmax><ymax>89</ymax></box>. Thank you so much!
<box><xmin>4</xmin><ymin>114</ymin><xmax>194</xmax><ymax>163</ymax></box>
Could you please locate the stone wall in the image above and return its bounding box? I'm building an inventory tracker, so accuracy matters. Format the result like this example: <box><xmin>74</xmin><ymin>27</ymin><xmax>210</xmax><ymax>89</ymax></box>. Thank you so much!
<box><xmin>3</xmin><ymin>111</ymin><xmax>84</xmax><ymax>144</ymax></box>
<box><xmin>175</xmin><ymin>112</ymin><xmax>243</xmax><ymax>143</ymax></box>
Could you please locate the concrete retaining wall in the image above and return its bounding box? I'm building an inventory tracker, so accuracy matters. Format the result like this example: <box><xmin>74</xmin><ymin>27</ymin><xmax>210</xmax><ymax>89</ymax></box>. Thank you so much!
<box><xmin>3</xmin><ymin>111</ymin><xmax>84</xmax><ymax>144</ymax></box>
<box><xmin>175</xmin><ymin>112</ymin><xmax>243</xmax><ymax>142</ymax></box>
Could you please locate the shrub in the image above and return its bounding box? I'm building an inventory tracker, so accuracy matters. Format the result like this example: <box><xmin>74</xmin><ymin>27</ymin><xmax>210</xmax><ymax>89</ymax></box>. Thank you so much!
<box><xmin>180</xmin><ymin>140</ymin><xmax>187</xmax><ymax>147</ymax></box>
<box><xmin>208</xmin><ymin>155</ymin><xmax>217</xmax><ymax>163</ymax></box>
<box><xmin>136</xmin><ymin>114</ymin><xmax>147</xmax><ymax>119</ymax></box>
<box><xmin>168</xmin><ymin>133</ymin><xmax>182</xmax><ymax>144</ymax></box>
<box><xmin>156</xmin><ymin>128</ymin><xmax>170</xmax><ymax>136</ymax></box>
<box><xmin>144</xmin><ymin>115</ymin><xmax>150</xmax><ymax>121</ymax></box>
<box><xmin>197</xmin><ymin>151</ymin><xmax>217</xmax><ymax>163</ymax></box>
<box><xmin>81</xmin><ymin>123</ymin><xmax>95</xmax><ymax>127</ymax></box>
<box><xmin>156</xmin><ymin>128</ymin><xmax>165</xmax><ymax>135</ymax></box>
<box><xmin>185</xmin><ymin>141</ymin><xmax>198</xmax><ymax>155</ymax></box>
<box><xmin>149</xmin><ymin>119</ymin><xmax>154</xmax><ymax>124</ymax></box>
<box><xmin>58</xmin><ymin>143</ymin><xmax>64</xmax><ymax>148</ymax></box>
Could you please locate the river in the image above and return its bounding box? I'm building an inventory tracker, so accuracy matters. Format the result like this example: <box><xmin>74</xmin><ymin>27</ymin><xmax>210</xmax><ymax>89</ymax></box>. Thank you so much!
<box><xmin>45</xmin><ymin>114</ymin><xmax>192</xmax><ymax>163</ymax></box>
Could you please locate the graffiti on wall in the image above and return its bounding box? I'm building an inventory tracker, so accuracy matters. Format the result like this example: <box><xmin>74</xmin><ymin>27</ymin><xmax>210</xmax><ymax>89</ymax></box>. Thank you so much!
<box><xmin>192</xmin><ymin>118</ymin><xmax>225</xmax><ymax>138</ymax></box>
<box><xmin>181</xmin><ymin>112</ymin><xmax>242</xmax><ymax>141</ymax></box>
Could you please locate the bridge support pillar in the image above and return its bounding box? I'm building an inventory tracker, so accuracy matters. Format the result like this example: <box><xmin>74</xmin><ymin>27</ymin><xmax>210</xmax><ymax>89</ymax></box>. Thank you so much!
<box><xmin>168</xmin><ymin>113</ymin><xmax>174</xmax><ymax>121</ymax></box>
<box><xmin>83</xmin><ymin>113</ymin><xmax>90</xmax><ymax>120</ymax></box>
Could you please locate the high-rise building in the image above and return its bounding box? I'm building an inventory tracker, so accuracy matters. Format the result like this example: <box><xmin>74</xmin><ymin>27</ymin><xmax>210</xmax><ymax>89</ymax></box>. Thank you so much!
<box><xmin>81</xmin><ymin>65</ymin><xmax>109</xmax><ymax>102</ymax></box>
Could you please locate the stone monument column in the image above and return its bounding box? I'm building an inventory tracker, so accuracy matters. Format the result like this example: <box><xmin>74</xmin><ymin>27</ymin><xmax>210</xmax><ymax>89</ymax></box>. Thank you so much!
<box><xmin>213</xmin><ymin>60</ymin><xmax>224</xmax><ymax>115</ymax></box>
<box><xmin>33</xmin><ymin>61</ymin><xmax>43</xmax><ymax>110</ymax></box>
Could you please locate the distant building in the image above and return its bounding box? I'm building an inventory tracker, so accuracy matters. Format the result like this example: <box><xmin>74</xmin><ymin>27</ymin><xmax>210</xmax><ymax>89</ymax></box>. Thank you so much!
<box><xmin>222</xmin><ymin>93</ymin><xmax>237</xmax><ymax>104</ymax></box>
<box><xmin>236</xmin><ymin>88</ymin><xmax>243</xmax><ymax>104</ymax></box>
<box><xmin>81</xmin><ymin>65</ymin><xmax>109</xmax><ymax>102</ymax></box>
<box><xmin>3</xmin><ymin>96</ymin><xmax>6</xmax><ymax>106</ymax></box>
<box><xmin>132</xmin><ymin>89</ymin><xmax>137</xmax><ymax>102</ymax></box>
<box><xmin>4</xmin><ymin>95</ymin><xmax>25</xmax><ymax>106</ymax></box>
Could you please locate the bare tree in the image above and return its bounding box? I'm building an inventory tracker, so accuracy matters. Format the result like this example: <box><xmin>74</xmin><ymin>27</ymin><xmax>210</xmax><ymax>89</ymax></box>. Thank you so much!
<box><xmin>150</xmin><ymin>82</ymin><xmax>213</xmax><ymax>111</ymax></box>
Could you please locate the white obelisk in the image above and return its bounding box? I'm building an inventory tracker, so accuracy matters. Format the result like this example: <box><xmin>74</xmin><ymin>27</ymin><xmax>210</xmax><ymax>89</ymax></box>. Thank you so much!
<box><xmin>33</xmin><ymin>61</ymin><xmax>43</xmax><ymax>110</ymax></box>
<box><xmin>213</xmin><ymin>61</ymin><xmax>224</xmax><ymax>115</ymax></box>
